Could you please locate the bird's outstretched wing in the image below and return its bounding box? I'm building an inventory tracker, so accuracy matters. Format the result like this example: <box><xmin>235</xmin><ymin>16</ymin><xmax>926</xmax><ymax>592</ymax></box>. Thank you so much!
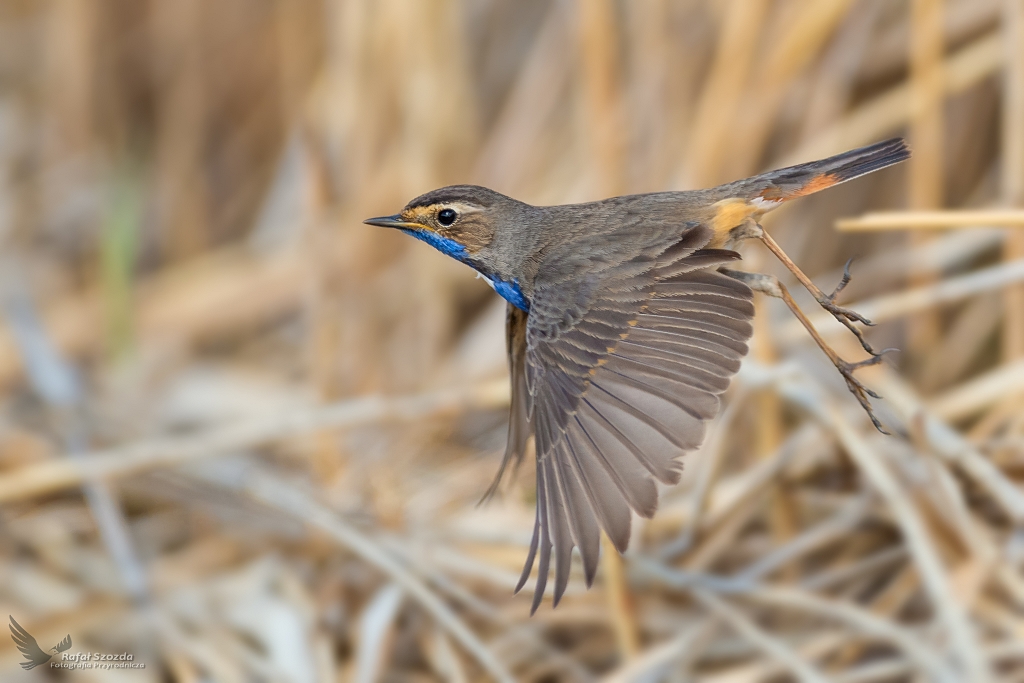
<box><xmin>481</xmin><ymin>305</ymin><xmax>530</xmax><ymax>502</ymax></box>
<box><xmin>53</xmin><ymin>634</ymin><xmax>72</xmax><ymax>652</ymax></box>
<box><xmin>9</xmin><ymin>616</ymin><xmax>52</xmax><ymax>670</ymax></box>
<box><xmin>516</xmin><ymin>223</ymin><xmax>754</xmax><ymax>612</ymax></box>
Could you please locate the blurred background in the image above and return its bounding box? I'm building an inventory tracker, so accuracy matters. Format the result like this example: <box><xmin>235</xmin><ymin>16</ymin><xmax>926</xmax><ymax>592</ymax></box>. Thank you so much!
<box><xmin>0</xmin><ymin>0</ymin><xmax>1023</xmax><ymax>680</ymax></box>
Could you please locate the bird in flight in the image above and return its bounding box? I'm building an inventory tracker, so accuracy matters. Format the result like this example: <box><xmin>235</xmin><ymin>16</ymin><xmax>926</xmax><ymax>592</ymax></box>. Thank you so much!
<box><xmin>365</xmin><ymin>138</ymin><xmax>910</xmax><ymax>612</ymax></box>
<box><xmin>10</xmin><ymin>616</ymin><xmax>72</xmax><ymax>670</ymax></box>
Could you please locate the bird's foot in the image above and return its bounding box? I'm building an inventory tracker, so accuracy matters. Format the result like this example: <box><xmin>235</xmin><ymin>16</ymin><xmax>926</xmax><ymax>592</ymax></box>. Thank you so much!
<box><xmin>722</xmin><ymin>267</ymin><xmax>894</xmax><ymax>434</ymax></box>
<box><xmin>835</xmin><ymin>349</ymin><xmax>897</xmax><ymax>434</ymax></box>
<box><xmin>816</xmin><ymin>258</ymin><xmax>880</xmax><ymax>356</ymax></box>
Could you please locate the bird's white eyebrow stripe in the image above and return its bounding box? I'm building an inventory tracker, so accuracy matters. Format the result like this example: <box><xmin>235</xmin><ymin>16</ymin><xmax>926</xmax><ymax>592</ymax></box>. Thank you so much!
<box><xmin>406</xmin><ymin>202</ymin><xmax>483</xmax><ymax>219</ymax></box>
<box><xmin>444</xmin><ymin>202</ymin><xmax>484</xmax><ymax>214</ymax></box>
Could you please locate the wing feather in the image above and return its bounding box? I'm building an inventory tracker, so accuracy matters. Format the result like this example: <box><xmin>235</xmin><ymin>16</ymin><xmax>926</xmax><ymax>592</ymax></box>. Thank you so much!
<box><xmin>530</xmin><ymin>465</ymin><xmax>553</xmax><ymax>615</ymax></box>
<box><xmin>504</xmin><ymin>224</ymin><xmax>754</xmax><ymax>609</ymax></box>
<box><xmin>562</xmin><ymin>418</ymin><xmax>634</xmax><ymax>552</ymax></box>
<box><xmin>552</xmin><ymin>443</ymin><xmax>602</xmax><ymax>584</ymax></box>
<box><xmin>482</xmin><ymin>306</ymin><xmax>530</xmax><ymax>502</ymax></box>
<box><xmin>542</xmin><ymin>457</ymin><xmax>575</xmax><ymax>606</ymax></box>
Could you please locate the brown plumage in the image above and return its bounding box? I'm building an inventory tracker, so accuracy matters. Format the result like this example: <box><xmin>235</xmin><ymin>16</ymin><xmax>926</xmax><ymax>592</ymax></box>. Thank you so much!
<box><xmin>365</xmin><ymin>138</ymin><xmax>910</xmax><ymax>612</ymax></box>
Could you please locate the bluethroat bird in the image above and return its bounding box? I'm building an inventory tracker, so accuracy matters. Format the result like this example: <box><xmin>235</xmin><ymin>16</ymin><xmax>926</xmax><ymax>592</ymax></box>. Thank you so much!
<box><xmin>365</xmin><ymin>138</ymin><xmax>910</xmax><ymax>612</ymax></box>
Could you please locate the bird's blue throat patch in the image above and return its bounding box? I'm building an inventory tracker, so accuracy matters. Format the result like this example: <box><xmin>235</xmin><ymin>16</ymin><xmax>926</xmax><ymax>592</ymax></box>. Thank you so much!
<box><xmin>402</xmin><ymin>228</ymin><xmax>469</xmax><ymax>261</ymax></box>
<box><xmin>403</xmin><ymin>228</ymin><xmax>529</xmax><ymax>311</ymax></box>
<box><xmin>488</xmin><ymin>277</ymin><xmax>529</xmax><ymax>311</ymax></box>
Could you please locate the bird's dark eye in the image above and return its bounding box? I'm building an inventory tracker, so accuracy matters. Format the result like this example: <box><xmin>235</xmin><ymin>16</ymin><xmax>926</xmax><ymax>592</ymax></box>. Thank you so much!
<box><xmin>437</xmin><ymin>208</ymin><xmax>457</xmax><ymax>226</ymax></box>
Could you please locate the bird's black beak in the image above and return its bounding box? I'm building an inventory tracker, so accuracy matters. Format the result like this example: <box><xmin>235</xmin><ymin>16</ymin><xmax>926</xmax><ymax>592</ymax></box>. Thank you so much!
<box><xmin>363</xmin><ymin>214</ymin><xmax>417</xmax><ymax>229</ymax></box>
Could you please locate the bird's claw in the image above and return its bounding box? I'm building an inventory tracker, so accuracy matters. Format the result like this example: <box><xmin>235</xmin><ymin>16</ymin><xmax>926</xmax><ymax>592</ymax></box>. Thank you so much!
<box><xmin>835</xmin><ymin>349</ymin><xmax>896</xmax><ymax>434</ymax></box>
<box><xmin>816</xmin><ymin>258</ymin><xmax>894</xmax><ymax>432</ymax></box>
<box><xmin>817</xmin><ymin>258</ymin><xmax>881</xmax><ymax>356</ymax></box>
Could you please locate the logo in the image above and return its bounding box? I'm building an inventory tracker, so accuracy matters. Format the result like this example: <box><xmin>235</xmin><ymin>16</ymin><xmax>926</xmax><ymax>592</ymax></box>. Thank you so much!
<box><xmin>9</xmin><ymin>617</ymin><xmax>71</xmax><ymax>671</ymax></box>
<box><xmin>9</xmin><ymin>615</ymin><xmax>145</xmax><ymax>672</ymax></box>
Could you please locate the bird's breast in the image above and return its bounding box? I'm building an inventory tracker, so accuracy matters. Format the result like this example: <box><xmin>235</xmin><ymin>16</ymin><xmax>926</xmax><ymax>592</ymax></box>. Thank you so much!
<box><xmin>477</xmin><ymin>272</ymin><xmax>529</xmax><ymax>311</ymax></box>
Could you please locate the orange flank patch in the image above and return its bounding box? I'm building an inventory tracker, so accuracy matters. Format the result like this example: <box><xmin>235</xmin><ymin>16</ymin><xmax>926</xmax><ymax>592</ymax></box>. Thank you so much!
<box><xmin>759</xmin><ymin>172</ymin><xmax>841</xmax><ymax>201</ymax></box>
<box><xmin>788</xmin><ymin>172</ymin><xmax>841</xmax><ymax>197</ymax></box>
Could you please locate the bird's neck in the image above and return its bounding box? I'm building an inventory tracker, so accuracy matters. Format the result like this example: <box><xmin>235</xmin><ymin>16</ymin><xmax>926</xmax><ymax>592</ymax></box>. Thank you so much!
<box><xmin>402</xmin><ymin>228</ymin><xmax>529</xmax><ymax>311</ymax></box>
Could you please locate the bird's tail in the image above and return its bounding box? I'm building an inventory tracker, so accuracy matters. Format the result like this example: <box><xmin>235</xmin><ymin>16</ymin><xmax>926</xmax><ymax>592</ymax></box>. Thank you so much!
<box><xmin>730</xmin><ymin>138</ymin><xmax>910</xmax><ymax>205</ymax></box>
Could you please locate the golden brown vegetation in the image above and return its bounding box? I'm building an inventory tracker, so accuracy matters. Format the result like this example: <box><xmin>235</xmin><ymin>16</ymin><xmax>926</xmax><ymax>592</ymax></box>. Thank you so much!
<box><xmin>0</xmin><ymin>0</ymin><xmax>1023</xmax><ymax>681</ymax></box>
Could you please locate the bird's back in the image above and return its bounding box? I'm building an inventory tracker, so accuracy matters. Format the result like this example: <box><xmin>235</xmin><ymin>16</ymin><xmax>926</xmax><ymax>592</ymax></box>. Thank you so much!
<box><xmin>533</xmin><ymin>137</ymin><xmax>910</xmax><ymax>267</ymax></box>
<box><xmin>529</xmin><ymin>190</ymin><xmax>718</xmax><ymax>284</ymax></box>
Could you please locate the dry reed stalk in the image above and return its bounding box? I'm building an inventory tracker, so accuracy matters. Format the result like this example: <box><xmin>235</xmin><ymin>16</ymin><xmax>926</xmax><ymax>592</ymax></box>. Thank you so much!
<box><xmin>0</xmin><ymin>379</ymin><xmax>509</xmax><ymax>504</ymax></box>
<box><xmin>781</xmin><ymin>29</ymin><xmax>1002</xmax><ymax>166</ymax></box>
<box><xmin>152</xmin><ymin>0</ymin><xmax>209</xmax><ymax>260</ymax></box>
<box><xmin>928</xmin><ymin>357</ymin><xmax>1024</xmax><ymax>419</ymax></box>
<box><xmin>920</xmin><ymin>294</ymin><xmax>1003</xmax><ymax>388</ymax></box>
<box><xmin>720</xmin><ymin>0</ymin><xmax>856</xmax><ymax>180</ymax></box>
<box><xmin>301</xmin><ymin>137</ymin><xmax>347</xmax><ymax>481</ymax></box>
<box><xmin>866</xmin><ymin>366</ymin><xmax>1024</xmax><ymax>523</ymax></box>
<box><xmin>733</xmin><ymin>496</ymin><xmax>870</xmax><ymax>583</ymax></box>
<box><xmin>744</xmin><ymin>588</ymin><xmax>950</xmax><ymax>682</ymax></box>
<box><xmin>1</xmin><ymin>277</ymin><xmax>150</xmax><ymax>602</ymax></box>
<box><xmin>682</xmin><ymin>487</ymin><xmax>771</xmax><ymax>572</ymax></box>
<box><xmin>0</xmin><ymin>244</ymin><xmax>306</xmax><ymax>388</ymax></box>
<box><xmin>690</xmin><ymin>587</ymin><xmax>830</xmax><ymax>683</ymax></box>
<box><xmin>968</xmin><ymin>394</ymin><xmax>1024</xmax><ymax>441</ymax></box>
<box><xmin>1004</xmin><ymin>0</ymin><xmax>1024</xmax><ymax>360</ymax></box>
<box><xmin>597</xmin><ymin>619</ymin><xmax>718</xmax><ymax>683</ymax></box>
<box><xmin>772</xmin><ymin>370</ymin><xmax>992</xmax><ymax>680</ymax></box>
<box><xmin>812</xmin><ymin>227</ymin><xmax>1003</xmax><ymax>303</ymax></box>
<box><xmin>472</xmin><ymin>3</ymin><xmax>574</xmax><ymax>196</ymax></box>
<box><xmin>681</xmin><ymin>0</ymin><xmax>770</xmax><ymax>188</ymax></box>
<box><xmin>238</xmin><ymin>468</ymin><xmax>516</xmax><ymax>683</ymax></box>
<box><xmin>837</xmin><ymin>209</ymin><xmax>1024</xmax><ymax>230</ymax></box>
<box><xmin>42</xmin><ymin>0</ymin><xmax>96</xmax><ymax>169</ymax></box>
<box><xmin>907</xmin><ymin>0</ymin><xmax>946</xmax><ymax>362</ymax></box>
<box><xmin>576</xmin><ymin>0</ymin><xmax>625</xmax><ymax>196</ymax></box>
<box><xmin>600</xmin><ymin>533</ymin><xmax>640</xmax><ymax>662</ymax></box>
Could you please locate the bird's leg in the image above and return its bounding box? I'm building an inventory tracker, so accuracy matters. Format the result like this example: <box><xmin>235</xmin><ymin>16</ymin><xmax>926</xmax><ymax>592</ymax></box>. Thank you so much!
<box><xmin>755</xmin><ymin>225</ymin><xmax>880</xmax><ymax>357</ymax></box>
<box><xmin>722</xmin><ymin>269</ymin><xmax>892</xmax><ymax>434</ymax></box>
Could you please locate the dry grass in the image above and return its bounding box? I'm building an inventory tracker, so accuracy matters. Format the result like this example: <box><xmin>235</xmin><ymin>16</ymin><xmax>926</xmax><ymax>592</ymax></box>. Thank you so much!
<box><xmin>0</xmin><ymin>0</ymin><xmax>1022</xmax><ymax>681</ymax></box>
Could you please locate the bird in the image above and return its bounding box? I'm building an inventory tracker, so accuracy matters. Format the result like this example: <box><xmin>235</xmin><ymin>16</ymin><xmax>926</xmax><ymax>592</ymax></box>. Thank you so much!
<box><xmin>365</xmin><ymin>138</ymin><xmax>910</xmax><ymax>613</ymax></box>
<box><xmin>9</xmin><ymin>616</ymin><xmax>72</xmax><ymax>670</ymax></box>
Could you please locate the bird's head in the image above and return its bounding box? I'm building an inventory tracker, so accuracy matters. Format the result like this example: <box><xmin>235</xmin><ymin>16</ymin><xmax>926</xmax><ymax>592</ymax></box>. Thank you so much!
<box><xmin>363</xmin><ymin>185</ymin><xmax>515</xmax><ymax>263</ymax></box>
